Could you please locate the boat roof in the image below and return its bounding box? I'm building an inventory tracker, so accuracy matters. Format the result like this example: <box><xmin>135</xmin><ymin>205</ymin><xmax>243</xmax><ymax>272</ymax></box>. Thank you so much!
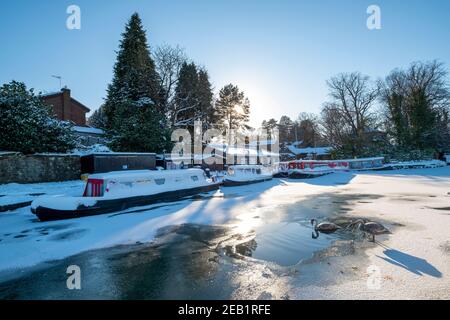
<box><xmin>289</xmin><ymin>157</ymin><xmax>384</xmax><ymax>163</ymax></box>
<box><xmin>229</xmin><ymin>165</ymin><xmax>264</xmax><ymax>170</ymax></box>
<box><xmin>88</xmin><ymin>169</ymin><xmax>205</xmax><ymax>180</ymax></box>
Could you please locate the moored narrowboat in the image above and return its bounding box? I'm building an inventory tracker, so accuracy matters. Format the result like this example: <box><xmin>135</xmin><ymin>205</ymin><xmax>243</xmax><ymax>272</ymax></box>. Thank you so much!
<box><xmin>223</xmin><ymin>165</ymin><xmax>273</xmax><ymax>187</ymax></box>
<box><xmin>31</xmin><ymin>169</ymin><xmax>220</xmax><ymax>221</ymax></box>
<box><xmin>288</xmin><ymin>161</ymin><xmax>337</xmax><ymax>179</ymax></box>
<box><xmin>287</xmin><ymin>157</ymin><xmax>385</xmax><ymax>179</ymax></box>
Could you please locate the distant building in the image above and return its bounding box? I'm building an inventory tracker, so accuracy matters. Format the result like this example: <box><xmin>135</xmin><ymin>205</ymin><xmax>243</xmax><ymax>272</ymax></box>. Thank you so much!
<box><xmin>72</xmin><ymin>126</ymin><xmax>106</xmax><ymax>146</ymax></box>
<box><xmin>41</xmin><ymin>88</ymin><xmax>90</xmax><ymax>126</ymax></box>
<box><xmin>41</xmin><ymin>88</ymin><xmax>106</xmax><ymax>147</ymax></box>
<box><xmin>159</xmin><ymin>140</ymin><xmax>280</xmax><ymax>172</ymax></box>
<box><xmin>283</xmin><ymin>141</ymin><xmax>332</xmax><ymax>160</ymax></box>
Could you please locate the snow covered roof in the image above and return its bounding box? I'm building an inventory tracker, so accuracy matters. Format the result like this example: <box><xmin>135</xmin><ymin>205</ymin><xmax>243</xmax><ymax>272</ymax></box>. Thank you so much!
<box><xmin>40</xmin><ymin>89</ymin><xmax>91</xmax><ymax>112</ymax></box>
<box><xmin>164</xmin><ymin>153</ymin><xmax>224</xmax><ymax>161</ymax></box>
<box><xmin>82</xmin><ymin>152</ymin><xmax>156</xmax><ymax>157</ymax></box>
<box><xmin>228</xmin><ymin>165</ymin><xmax>265</xmax><ymax>170</ymax></box>
<box><xmin>40</xmin><ymin>91</ymin><xmax>62</xmax><ymax>97</ymax></box>
<box><xmin>88</xmin><ymin>168</ymin><xmax>204</xmax><ymax>181</ymax></box>
<box><xmin>287</xmin><ymin>145</ymin><xmax>332</xmax><ymax>155</ymax></box>
<box><xmin>0</xmin><ymin>151</ymin><xmax>19</xmax><ymax>156</ymax></box>
<box><xmin>73</xmin><ymin>126</ymin><xmax>105</xmax><ymax>135</ymax></box>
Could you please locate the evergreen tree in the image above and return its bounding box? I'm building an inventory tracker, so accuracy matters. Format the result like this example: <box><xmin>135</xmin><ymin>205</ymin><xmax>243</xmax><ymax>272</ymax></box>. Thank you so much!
<box><xmin>87</xmin><ymin>106</ymin><xmax>107</xmax><ymax>129</ymax></box>
<box><xmin>215</xmin><ymin>84</ymin><xmax>250</xmax><ymax>133</ymax></box>
<box><xmin>108</xmin><ymin>100</ymin><xmax>171</xmax><ymax>153</ymax></box>
<box><xmin>172</xmin><ymin>62</ymin><xmax>199</xmax><ymax>128</ymax></box>
<box><xmin>382</xmin><ymin>61</ymin><xmax>450</xmax><ymax>154</ymax></box>
<box><xmin>278</xmin><ymin>116</ymin><xmax>294</xmax><ymax>143</ymax></box>
<box><xmin>0</xmin><ymin>81</ymin><xmax>76</xmax><ymax>154</ymax></box>
<box><xmin>297</xmin><ymin>113</ymin><xmax>322</xmax><ymax>147</ymax></box>
<box><xmin>102</xmin><ymin>13</ymin><xmax>169</xmax><ymax>152</ymax></box>
<box><xmin>196</xmin><ymin>69</ymin><xmax>216</xmax><ymax>130</ymax></box>
<box><xmin>261</xmin><ymin>118</ymin><xmax>278</xmax><ymax>140</ymax></box>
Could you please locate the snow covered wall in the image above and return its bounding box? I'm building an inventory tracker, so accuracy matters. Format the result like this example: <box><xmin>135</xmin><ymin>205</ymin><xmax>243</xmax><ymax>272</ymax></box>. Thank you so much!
<box><xmin>0</xmin><ymin>152</ymin><xmax>81</xmax><ymax>184</ymax></box>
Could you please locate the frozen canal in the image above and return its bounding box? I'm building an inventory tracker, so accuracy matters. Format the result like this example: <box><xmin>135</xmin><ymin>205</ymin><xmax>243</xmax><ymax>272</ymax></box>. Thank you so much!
<box><xmin>0</xmin><ymin>167</ymin><xmax>449</xmax><ymax>299</ymax></box>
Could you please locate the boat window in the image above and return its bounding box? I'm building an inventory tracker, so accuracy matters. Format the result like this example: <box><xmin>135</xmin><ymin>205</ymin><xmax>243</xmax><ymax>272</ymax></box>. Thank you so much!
<box><xmin>256</xmin><ymin>169</ymin><xmax>261</xmax><ymax>174</ymax></box>
<box><xmin>191</xmin><ymin>175</ymin><xmax>199</xmax><ymax>182</ymax></box>
<box><xmin>155</xmin><ymin>178</ymin><xmax>165</xmax><ymax>185</ymax></box>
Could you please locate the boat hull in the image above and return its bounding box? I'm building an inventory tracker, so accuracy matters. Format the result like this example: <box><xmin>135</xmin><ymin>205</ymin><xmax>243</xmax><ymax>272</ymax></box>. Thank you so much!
<box><xmin>223</xmin><ymin>177</ymin><xmax>273</xmax><ymax>187</ymax></box>
<box><xmin>288</xmin><ymin>171</ymin><xmax>332</xmax><ymax>179</ymax></box>
<box><xmin>32</xmin><ymin>183</ymin><xmax>220</xmax><ymax>221</ymax></box>
<box><xmin>273</xmin><ymin>172</ymin><xmax>289</xmax><ymax>178</ymax></box>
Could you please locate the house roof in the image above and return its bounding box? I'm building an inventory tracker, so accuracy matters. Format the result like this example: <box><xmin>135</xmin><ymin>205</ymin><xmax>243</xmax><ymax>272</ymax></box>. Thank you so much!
<box><xmin>73</xmin><ymin>126</ymin><xmax>104</xmax><ymax>135</ymax></box>
<box><xmin>287</xmin><ymin>145</ymin><xmax>332</xmax><ymax>155</ymax></box>
<box><xmin>41</xmin><ymin>91</ymin><xmax>90</xmax><ymax>112</ymax></box>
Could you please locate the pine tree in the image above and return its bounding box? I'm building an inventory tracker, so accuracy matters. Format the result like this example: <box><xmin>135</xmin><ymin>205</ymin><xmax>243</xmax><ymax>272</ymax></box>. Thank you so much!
<box><xmin>196</xmin><ymin>69</ymin><xmax>216</xmax><ymax>130</ymax></box>
<box><xmin>278</xmin><ymin>116</ymin><xmax>294</xmax><ymax>143</ymax></box>
<box><xmin>87</xmin><ymin>106</ymin><xmax>107</xmax><ymax>129</ymax></box>
<box><xmin>215</xmin><ymin>84</ymin><xmax>250</xmax><ymax>133</ymax></box>
<box><xmin>261</xmin><ymin>119</ymin><xmax>278</xmax><ymax>140</ymax></box>
<box><xmin>172</xmin><ymin>62</ymin><xmax>199</xmax><ymax>128</ymax></box>
<box><xmin>108</xmin><ymin>100</ymin><xmax>171</xmax><ymax>153</ymax></box>
<box><xmin>0</xmin><ymin>81</ymin><xmax>76</xmax><ymax>154</ymax></box>
<box><xmin>102</xmin><ymin>13</ymin><xmax>170</xmax><ymax>152</ymax></box>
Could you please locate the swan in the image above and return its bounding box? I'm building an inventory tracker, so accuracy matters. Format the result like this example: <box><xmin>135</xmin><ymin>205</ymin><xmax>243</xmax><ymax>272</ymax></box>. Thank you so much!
<box><xmin>349</xmin><ymin>219</ymin><xmax>390</xmax><ymax>242</ymax></box>
<box><xmin>311</xmin><ymin>219</ymin><xmax>341</xmax><ymax>234</ymax></box>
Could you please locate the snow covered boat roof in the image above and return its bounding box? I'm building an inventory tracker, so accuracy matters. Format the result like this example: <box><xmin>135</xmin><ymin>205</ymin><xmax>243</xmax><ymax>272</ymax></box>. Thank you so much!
<box><xmin>289</xmin><ymin>157</ymin><xmax>384</xmax><ymax>163</ymax></box>
<box><xmin>88</xmin><ymin>169</ymin><xmax>205</xmax><ymax>181</ymax></box>
<box><xmin>81</xmin><ymin>152</ymin><xmax>156</xmax><ymax>157</ymax></box>
<box><xmin>228</xmin><ymin>165</ymin><xmax>265</xmax><ymax>170</ymax></box>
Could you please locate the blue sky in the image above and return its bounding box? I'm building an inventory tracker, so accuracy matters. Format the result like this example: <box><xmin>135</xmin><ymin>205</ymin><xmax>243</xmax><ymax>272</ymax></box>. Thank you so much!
<box><xmin>1</xmin><ymin>0</ymin><xmax>449</xmax><ymax>126</ymax></box>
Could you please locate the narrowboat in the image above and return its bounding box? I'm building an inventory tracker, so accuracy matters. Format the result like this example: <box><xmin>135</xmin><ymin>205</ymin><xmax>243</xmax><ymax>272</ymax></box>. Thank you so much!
<box><xmin>31</xmin><ymin>169</ymin><xmax>220</xmax><ymax>221</ymax></box>
<box><xmin>288</xmin><ymin>161</ymin><xmax>337</xmax><ymax>179</ymax></box>
<box><xmin>288</xmin><ymin>157</ymin><xmax>385</xmax><ymax>179</ymax></box>
<box><xmin>272</xmin><ymin>162</ymin><xmax>290</xmax><ymax>178</ymax></box>
<box><xmin>223</xmin><ymin>165</ymin><xmax>273</xmax><ymax>187</ymax></box>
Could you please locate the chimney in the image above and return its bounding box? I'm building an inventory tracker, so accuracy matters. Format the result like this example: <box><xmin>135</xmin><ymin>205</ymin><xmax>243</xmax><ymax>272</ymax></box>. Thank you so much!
<box><xmin>61</xmin><ymin>87</ymin><xmax>71</xmax><ymax>121</ymax></box>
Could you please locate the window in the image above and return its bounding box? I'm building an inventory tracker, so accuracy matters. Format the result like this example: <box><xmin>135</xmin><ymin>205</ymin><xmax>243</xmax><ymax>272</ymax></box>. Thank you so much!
<box><xmin>191</xmin><ymin>176</ymin><xmax>199</xmax><ymax>182</ymax></box>
<box><xmin>155</xmin><ymin>178</ymin><xmax>165</xmax><ymax>185</ymax></box>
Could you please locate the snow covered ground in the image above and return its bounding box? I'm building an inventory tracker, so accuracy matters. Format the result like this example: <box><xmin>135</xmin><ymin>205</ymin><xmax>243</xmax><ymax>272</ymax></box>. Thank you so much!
<box><xmin>289</xmin><ymin>167</ymin><xmax>450</xmax><ymax>299</ymax></box>
<box><xmin>0</xmin><ymin>167</ymin><xmax>449</xmax><ymax>299</ymax></box>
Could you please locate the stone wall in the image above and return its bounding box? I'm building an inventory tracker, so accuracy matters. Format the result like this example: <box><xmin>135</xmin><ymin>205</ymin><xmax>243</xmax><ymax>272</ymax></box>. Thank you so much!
<box><xmin>0</xmin><ymin>152</ymin><xmax>81</xmax><ymax>184</ymax></box>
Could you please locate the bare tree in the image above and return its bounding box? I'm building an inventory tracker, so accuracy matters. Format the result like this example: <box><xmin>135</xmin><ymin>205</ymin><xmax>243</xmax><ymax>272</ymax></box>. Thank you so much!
<box><xmin>321</xmin><ymin>72</ymin><xmax>380</xmax><ymax>156</ymax></box>
<box><xmin>153</xmin><ymin>44</ymin><xmax>187</xmax><ymax>115</ymax></box>
<box><xmin>320</xmin><ymin>105</ymin><xmax>349</xmax><ymax>150</ymax></box>
<box><xmin>327</xmin><ymin>72</ymin><xmax>379</xmax><ymax>136</ymax></box>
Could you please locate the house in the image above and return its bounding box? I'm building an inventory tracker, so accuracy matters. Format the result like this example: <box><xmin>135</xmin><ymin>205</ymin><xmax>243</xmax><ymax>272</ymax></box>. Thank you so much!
<box><xmin>285</xmin><ymin>142</ymin><xmax>332</xmax><ymax>160</ymax></box>
<box><xmin>41</xmin><ymin>87</ymin><xmax>90</xmax><ymax>126</ymax></box>
<box><xmin>41</xmin><ymin>87</ymin><xmax>106</xmax><ymax>146</ymax></box>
